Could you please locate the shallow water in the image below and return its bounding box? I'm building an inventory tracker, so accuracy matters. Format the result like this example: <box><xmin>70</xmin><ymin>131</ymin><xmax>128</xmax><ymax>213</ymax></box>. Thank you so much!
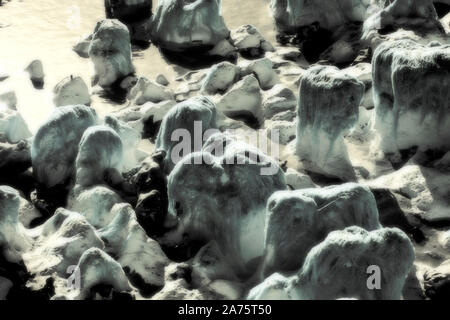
<box><xmin>0</xmin><ymin>0</ymin><xmax>276</xmax><ymax>132</ymax></box>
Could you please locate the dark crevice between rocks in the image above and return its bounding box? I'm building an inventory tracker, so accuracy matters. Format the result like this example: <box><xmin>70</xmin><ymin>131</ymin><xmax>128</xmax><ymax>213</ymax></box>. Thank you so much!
<box><xmin>142</xmin><ymin>116</ymin><xmax>162</xmax><ymax>142</ymax></box>
<box><xmin>224</xmin><ymin>111</ymin><xmax>261</xmax><ymax>130</ymax></box>
<box><xmin>434</xmin><ymin>3</ymin><xmax>450</xmax><ymax>18</ymax></box>
<box><xmin>30</xmin><ymin>183</ymin><xmax>71</xmax><ymax>226</ymax></box>
<box><xmin>370</xmin><ymin>188</ymin><xmax>426</xmax><ymax>244</ymax></box>
<box><xmin>160</xmin><ymin>239</ymin><xmax>205</xmax><ymax>263</ymax></box>
<box><xmin>86</xmin><ymin>283</ymin><xmax>134</xmax><ymax>300</ymax></box>
<box><xmin>123</xmin><ymin>267</ymin><xmax>162</xmax><ymax>298</ymax></box>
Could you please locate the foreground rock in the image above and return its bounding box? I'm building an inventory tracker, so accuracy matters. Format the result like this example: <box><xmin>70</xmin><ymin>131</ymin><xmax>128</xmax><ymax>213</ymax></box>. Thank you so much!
<box><xmin>32</xmin><ymin>105</ymin><xmax>99</xmax><ymax>188</ymax></box>
<box><xmin>163</xmin><ymin>134</ymin><xmax>287</xmax><ymax>279</ymax></box>
<box><xmin>296</xmin><ymin>65</ymin><xmax>364</xmax><ymax>181</ymax></box>
<box><xmin>25</xmin><ymin>60</ymin><xmax>44</xmax><ymax>89</ymax></box>
<box><xmin>372</xmin><ymin>39</ymin><xmax>450</xmax><ymax>160</ymax></box>
<box><xmin>89</xmin><ymin>19</ymin><xmax>135</xmax><ymax>88</ymax></box>
<box><xmin>249</xmin><ymin>226</ymin><xmax>414</xmax><ymax>300</ymax></box>
<box><xmin>150</xmin><ymin>0</ymin><xmax>231</xmax><ymax>53</ymax></box>
<box><xmin>155</xmin><ymin>96</ymin><xmax>218</xmax><ymax>173</ymax></box>
<box><xmin>53</xmin><ymin>76</ymin><xmax>91</xmax><ymax>107</ymax></box>
<box><xmin>260</xmin><ymin>183</ymin><xmax>381</xmax><ymax>278</ymax></box>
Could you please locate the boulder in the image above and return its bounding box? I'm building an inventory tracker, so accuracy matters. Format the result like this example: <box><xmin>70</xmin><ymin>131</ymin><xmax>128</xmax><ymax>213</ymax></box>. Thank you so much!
<box><xmin>262</xmin><ymin>84</ymin><xmax>297</xmax><ymax>120</ymax></box>
<box><xmin>372</xmin><ymin>40</ymin><xmax>450</xmax><ymax>158</ymax></box>
<box><xmin>296</xmin><ymin>65</ymin><xmax>364</xmax><ymax>181</ymax></box>
<box><xmin>150</xmin><ymin>0</ymin><xmax>231</xmax><ymax>51</ymax></box>
<box><xmin>201</xmin><ymin>61</ymin><xmax>240</xmax><ymax>95</ymax></box>
<box><xmin>239</xmin><ymin>58</ymin><xmax>279</xmax><ymax>90</ymax></box>
<box><xmin>127</xmin><ymin>77</ymin><xmax>174</xmax><ymax>105</ymax></box>
<box><xmin>53</xmin><ymin>76</ymin><xmax>91</xmax><ymax>107</ymax></box>
<box><xmin>284</xmin><ymin>168</ymin><xmax>316</xmax><ymax>190</ymax></box>
<box><xmin>25</xmin><ymin>60</ymin><xmax>44</xmax><ymax>88</ymax></box>
<box><xmin>88</xmin><ymin>19</ymin><xmax>135</xmax><ymax>88</ymax></box>
<box><xmin>162</xmin><ymin>135</ymin><xmax>286</xmax><ymax>279</ymax></box>
<box><xmin>155</xmin><ymin>96</ymin><xmax>218</xmax><ymax>173</ymax></box>
<box><xmin>75</xmin><ymin>125</ymin><xmax>124</xmax><ymax>188</ymax></box>
<box><xmin>0</xmin><ymin>107</ymin><xmax>32</xmax><ymax>144</ymax></box>
<box><xmin>230</xmin><ymin>25</ymin><xmax>275</xmax><ymax>57</ymax></box>
<box><xmin>31</xmin><ymin>105</ymin><xmax>98</xmax><ymax>188</ymax></box>
<box><xmin>261</xmin><ymin>183</ymin><xmax>381</xmax><ymax>277</ymax></box>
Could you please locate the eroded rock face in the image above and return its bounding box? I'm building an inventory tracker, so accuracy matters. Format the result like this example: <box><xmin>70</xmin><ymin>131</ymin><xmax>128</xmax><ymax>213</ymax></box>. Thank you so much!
<box><xmin>53</xmin><ymin>76</ymin><xmax>91</xmax><ymax>107</ymax></box>
<box><xmin>270</xmin><ymin>0</ymin><xmax>382</xmax><ymax>34</ymax></box>
<box><xmin>75</xmin><ymin>248</ymin><xmax>132</xmax><ymax>299</ymax></box>
<box><xmin>155</xmin><ymin>96</ymin><xmax>218</xmax><ymax>173</ymax></box>
<box><xmin>88</xmin><ymin>19</ymin><xmax>135</xmax><ymax>88</ymax></box>
<box><xmin>261</xmin><ymin>183</ymin><xmax>381</xmax><ymax>278</ymax></box>
<box><xmin>163</xmin><ymin>135</ymin><xmax>286</xmax><ymax>279</ymax></box>
<box><xmin>75</xmin><ymin>125</ymin><xmax>124</xmax><ymax>188</ymax></box>
<box><xmin>32</xmin><ymin>105</ymin><xmax>99</xmax><ymax>188</ymax></box>
<box><xmin>372</xmin><ymin>40</ymin><xmax>450</xmax><ymax>158</ymax></box>
<box><xmin>150</xmin><ymin>0</ymin><xmax>231</xmax><ymax>52</ymax></box>
<box><xmin>0</xmin><ymin>186</ymin><xmax>31</xmax><ymax>264</ymax></box>
<box><xmin>250</xmin><ymin>226</ymin><xmax>414</xmax><ymax>300</ymax></box>
<box><xmin>296</xmin><ymin>65</ymin><xmax>364</xmax><ymax>181</ymax></box>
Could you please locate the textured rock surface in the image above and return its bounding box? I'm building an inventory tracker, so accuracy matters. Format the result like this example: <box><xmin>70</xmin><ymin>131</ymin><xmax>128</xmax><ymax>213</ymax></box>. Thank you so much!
<box><xmin>163</xmin><ymin>135</ymin><xmax>286</xmax><ymax>279</ymax></box>
<box><xmin>88</xmin><ymin>19</ymin><xmax>135</xmax><ymax>88</ymax></box>
<box><xmin>0</xmin><ymin>108</ymin><xmax>32</xmax><ymax>144</ymax></box>
<box><xmin>372</xmin><ymin>40</ymin><xmax>450</xmax><ymax>157</ymax></box>
<box><xmin>261</xmin><ymin>183</ymin><xmax>381</xmax><ymax>277</ymax></box>
<box><xmin>128</xmin><ymin>77</ymin><xmax>174</xmax><ymax>105</ymax></box>
<box><xmin>31</xmin><ymin>105</ymin><xmax>98</xmax><ymax>188</ymax></box>
<box><xmin>53</xmin><ymin>76</ymin><xmax>91</xmax><ymax>107</ymax></box>
<box><xmin>296</xmin><ymin>65</ymin><xmax>364</xmax><ymax>181</ymax></box>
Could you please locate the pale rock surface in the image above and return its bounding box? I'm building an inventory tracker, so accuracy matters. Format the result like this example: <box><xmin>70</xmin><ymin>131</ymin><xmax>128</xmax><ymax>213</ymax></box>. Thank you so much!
<box><xmin>88</xmin><ymin>19</ymin><xmax>135</xmax><ymax>88</ymax></box>
<box><xmin>230</xmin><ymin>25</ymin><xmax>275</xmax><ymax>56</ymax></box>
<box><xmin>163</xmin><ymin>135</ymin><xmax>286</xmax><ymax>279</ymax></box>
<box><xmin>262</xmin><ymin>84</ymin><xmax>297</xmax><ymax>119</ymax></box>
<box><xmin>239</xmin><ymin>58</ymin><xmax>279</xmax><ymax>90</ymax></box>
<box><xmin>0</xmin><ymin>89</ymin><xmax>17</xmax><ymax>110</ymax></box>
<box><xmin>284</xmin><ymin>168</ymin><xmax>316</xmax><ymax>190</ymax></box>
<box><xmin>261</xmin><ymin>184</ymin><xmax>381</xmax><ymax>277</ymax></box>
<box><xmin>372</xmin><ymin>40</ymin><xmax>450</xmax><ymax>157</ymax></box>
<box><xmin>67</xmin><ymin>185</ymin><xmax>122</xmax><ymax>229</ymax></box>
<box><xmin>127</xmin><ymin>77</ymin><xmax>174</xmax><ymax>105</ymax></box>
<box><xmin>217</xmin><ymin>75</ymin><xmax>263</xmax><ymax>125</ymax></box>
<box><xmin>0</xmin><ymin>186</ymin><xmax>32</xmax><ymax>263</ymax></box>
<box><xmin>31</xmin><ymin>105</ymin><xmax>99</xmax><ymax>188</ymax></box>
<box><xmin>75</xmin><ymin>125</ymin><xmax>123</xmax><ymax>188</ymax></box>
<box><xmin>155</xmin><ymin>96</ymin><xmax>217</xmax><ymax>173</ymax></box>
<box><xmin>296</xmin><ymin>65</ymin><xmax>364</xmax><ymax>181</ymax></box>
<box><xmin>201</xmin><ymin>61</ymin><xmax>240</xmax><ymax>95</ymax></box>
<box><xmin>265</xmin><ymin>120</ymin><xmax>296</xmax><ymax>145</ymax></box>
<box><xmin>150</xmin><ymin>0</ymin><xmax>231</xmax><ymax>51</ymax></box>
<box><xmin>156</xmin><ymin>74</ymin><xmax>169</xmax><ymax>86</ymax></box>
<box><xmin>53</xmin><ymin>76</ymin><xmax>91</xmax><ymax>107</ymax></box>
<box><xmin>0</xmin><ymin>107</ymin><xmax>32</xmax><ymax>144</ymax></box>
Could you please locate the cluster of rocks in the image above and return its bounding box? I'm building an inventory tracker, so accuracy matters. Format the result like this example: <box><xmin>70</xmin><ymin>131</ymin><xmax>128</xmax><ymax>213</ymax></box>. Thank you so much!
<box><xmin>0</xmin><ymin>0</ymin><xmax>450</xmax><ymax>300</ymax></box>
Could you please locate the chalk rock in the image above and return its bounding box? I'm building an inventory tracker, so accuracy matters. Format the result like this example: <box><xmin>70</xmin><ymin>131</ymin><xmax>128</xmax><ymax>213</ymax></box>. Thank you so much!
<box><xmin>439</xmin><ymin>230</ymin><xmax>450</xmax><ymax>250</ymax></box>
<box><xmin>74</xmin><ymin>125</ymin><xmax>123</xmax><ymax>188</ymax></box>
<box><xmin>0</xmin><ymin>107</ymin><xmax>32</xmax><ymax>144</ymax></box>
<box><xmin>104</xmin><ymin>115</ymin><xmax>140</xmax><ymax>171</ymax></box>
<box><xmin>113</xmin><ymin>100</ymin><xmax>176</xmax><ymax>139</ymax></box>
<box><xmin>75</xmin><ymin>248</ymin><xmax>131</xmax><ymax>299</ymax></box>
<box><xmin>17</xmin><ymin>193</ymin><xmax>41</xmax><ymax>228</ymax></box>
<box><xmin>25</xmin><ymin>60</ymin><xmax>44</xmax><ymax>88</ymax></box>
<box><xmin>88</xmin><ymin>19</ymin><xmax>135</xmax><ymax>88</ymax></box>
<box><xmin>423</xmin><ymin>259</ymin><xmax>450</xmax><ymax>300</ymax></box>
<box><xmin>363</xmin><ymin>0</ymin><xmax>443</xmax><ymax>48</ymax></box>
<box><xmin>0</xmin><ymin>140</ymin><xmax>31</xmax><ymax>177</ymax></box>
<box><xmin>230</xmin><ymin>25</ymin><xmax>274</xmax><ymax>56</ymax></box>
<box><xmin>155</xmin><ymin>96</ymin><xmax>217</xmax><ymax>173</ymax></box>
<box><xmin>247</xmin><ymin>273</ymin><xmax>290</xmax><ymax>300</ymax></box>
<box><xmin>163</xmin><ymin>134</ymin><xmax>286</xmax><ymax>279</ymax></box>
<box><xmin>372</xmin><ymin>40</ymin><xmax>450</xmax><ymax>157</ymax></box>
<box><xmin>201</xmin><ymin>62</ymin><xmax>240</xmax><ymax>95</ymax></box>
<box><xmin>128</xmin><ymin>77</ymin><xmax>174</xmax><ymax>105</ymax></box>
<box><xmin>32</xmin><ymin>105</ymin><xmax>99</xmax><ymax>188</ymax></box>
<box><xmin>0</xmin><ymin>90</ymin><xmax>17</xmax><ymax>110</ymax></box>
<box><xmin>53</xmin><ymin>76</ymin><xmax>91</xmax><ymax>107</ymax></box>
<box><xmin>208</xmin><ymin>39</ymin><xmax>238</xmax><ymax>59</ymax></box>
<box><xmin>270</xmin><ymin>0</ymin><xmax>382</xmax><ymax>34</ymax></box>
<box><xmin>296</xmin><ymin>65</ymin><xmax>364</xmax><ymax>181</ymax></box>
<box><xmin>240</xmin><ymin>58</ymin><xmax>279</xmax><ymax>90</ymax></box>
<box><xmin>217</xmin><ymin>75</ymin><xmax>263</xmax><ymax>126</ymax></box>
<box><xmin>150</xmin><ymin>0</ymin><xmax>230</xmax><ymax>51</ymax></box>
<box><xmin>442</xmin><ymin>12</ymin><xmax>450</xmax><ymax>33</ymax></box>
<box><xmin>67</xmin><ymin>186</ymin><xmax>122</xmax><ymax>229</ymax></box>
<box><xmin>23</xmin><ymin>209</ymin><xmax>104</xmax><ymax>275</ymax></box>
<box><xmin>367</xmin><ymin>165</ymin><xmax>450</xmax><ymax>223</ymax></box>
<box><xmin>0</xmin><ymin>186</ymin><xmax>32</xmax><ymax>263</ymax></box>
<box><xmin>262</xmin><ymin>84</ymin><xmax>297</xmax><ymax>120</ymax></box>
<box><xmin>261</xmin><ymin>183</ymin><xmax>381</xmax><ymax>277</ymax></box>
<box><xmin>99</xmin><ymin>203</ymin><xmax>169</xmax><ymax>289</ymax></box>
<box><xmin>156</xmin><ymin>74</ymin><xmax>169</xmax><ymax>86</ymax></box>
<box><xmin>265</xmin><ymin>120</ymin><xmax>296</xmax><ymax>145</ymax></box>
<box><xmin>284</xmin><ymin>168</ymin><xmax>316</xmax><ymax>189</ymax></box>
<box><xmin>289</xmin><ymin>226</ymin><xmax>414</xmax><ymax>300</ymax></box>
